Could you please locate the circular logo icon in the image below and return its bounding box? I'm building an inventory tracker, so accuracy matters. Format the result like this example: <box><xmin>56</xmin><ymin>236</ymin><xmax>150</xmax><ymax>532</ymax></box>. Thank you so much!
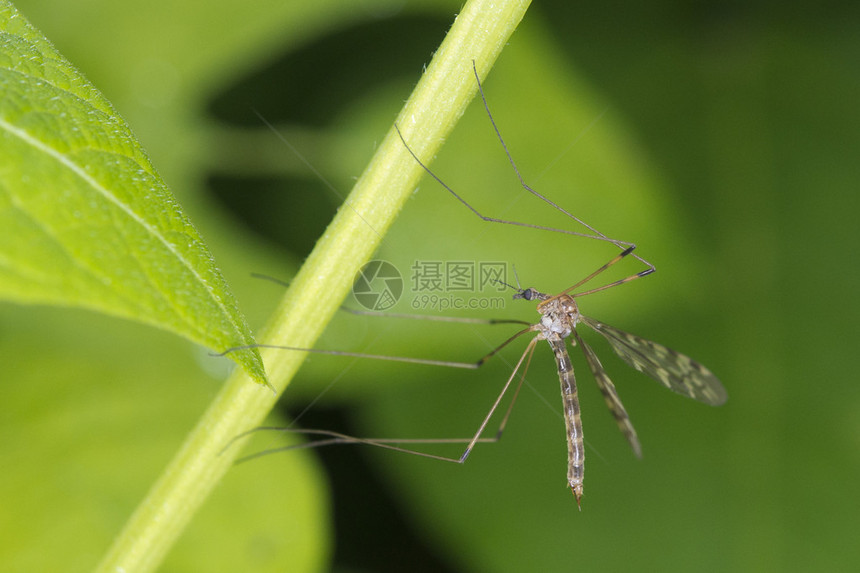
<box><xmin>352</xmin><ymin>260</ymin><xmax>403</xmax><ymax>311</ymax></box>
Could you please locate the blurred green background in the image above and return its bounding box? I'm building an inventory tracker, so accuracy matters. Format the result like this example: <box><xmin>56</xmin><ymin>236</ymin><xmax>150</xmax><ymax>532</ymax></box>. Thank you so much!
<box><xmin>3</xmin><ymin>0</ymin><xmax>860</xmax><ymax>571</ymax></box>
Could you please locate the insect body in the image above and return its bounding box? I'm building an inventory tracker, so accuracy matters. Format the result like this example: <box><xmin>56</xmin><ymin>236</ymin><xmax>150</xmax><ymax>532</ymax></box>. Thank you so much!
<box><xmin>510</xmin><ymin>274</ymin><xmax>726</xmax><ymax>507</ymax></box>
<box><xmin>525</xmin><ymin>289</ymin><xmax>589</xmax><ymax>502</ymax></box>
<box><xmin>462</xmin><ymin>242</ymin><xmax>726</xmax><ymax>507</ymax></box>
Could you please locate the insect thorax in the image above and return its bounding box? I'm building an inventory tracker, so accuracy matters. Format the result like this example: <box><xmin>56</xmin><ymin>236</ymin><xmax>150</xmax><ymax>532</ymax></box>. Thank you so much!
<box><xmin>536</xmin><ymin>294</ymin><xmax>581</xmax><ymax>341</ymax></box>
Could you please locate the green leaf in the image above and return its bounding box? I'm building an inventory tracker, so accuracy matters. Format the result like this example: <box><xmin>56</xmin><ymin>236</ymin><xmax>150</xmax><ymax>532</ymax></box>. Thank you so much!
<box><xmin>0</xmin><ymin>1</ymin><xmax>266</xmax><ymax>385</ymax></box>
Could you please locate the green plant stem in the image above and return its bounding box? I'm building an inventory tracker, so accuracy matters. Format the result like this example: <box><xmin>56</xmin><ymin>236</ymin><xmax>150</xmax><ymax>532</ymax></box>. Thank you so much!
<box><xmin>95</xmin><ymin>0</ymin><xmax>531</xmax><ymax>571</ymax></box>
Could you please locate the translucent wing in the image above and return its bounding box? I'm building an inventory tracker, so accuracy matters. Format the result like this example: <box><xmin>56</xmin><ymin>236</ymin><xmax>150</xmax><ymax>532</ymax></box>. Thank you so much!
<box><xmin>574</xmin><ymin>332</ymin><xmax>642</xmax><ymax>458</ymax></box>
<box><xmin>580</xmin><ymin>316</ymin><xmax>727</xmax><ymax>406</ymax></box>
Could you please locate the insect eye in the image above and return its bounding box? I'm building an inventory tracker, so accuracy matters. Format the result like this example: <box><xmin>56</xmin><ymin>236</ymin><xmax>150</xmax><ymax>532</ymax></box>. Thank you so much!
<box><xmin>522</xmin><ymin>288</ymin><xmax>538</xmax><ymax>301</ymax></box>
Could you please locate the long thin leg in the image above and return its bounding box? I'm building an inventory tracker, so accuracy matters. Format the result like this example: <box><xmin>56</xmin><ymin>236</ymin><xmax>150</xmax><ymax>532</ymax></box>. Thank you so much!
<box><xmin>228</xmin><ymin>336</ymin><xmax>540</xmax><ymax>466</ymax></box>
<box><xmin>468</xmin><ymin>60</ymin><xmax>650</xmax><ymax>273</ymax></box>
<box><xmin>250</xmin><ymin>273</ymin><xmax>533</xmax><ymax>327</ymax></box>
<box><xmin>394</xmin><ymin>124</ymin><xmax>635</xmax><ymax>250</ymax></box>
<box><xmin>214</xmin><ymin>324</ymin><xmax>535</xmax><ymax>371</ymax></box>
<box><xmin>490</xmin><ymin>333</ymin><xmax>537</xmax><ymax>440</ymax></box>
<box><xmin>395</xmin><ymin>62</ymin><xmax>656</xmax><ymax>277</ymax></box>
<box><xmin>340</xmin><ymin>306</ymin><xmax>531</xmax><ymax>327</ymax></box>
<box><xmin>233</xmin><ymin>429</ymin><xmax>501</xmax><ymax>465</ymax></box>
<box><xmin>455</xmin><ymin>336</ymin><xmax>538</xmax><ymax>462</ymax></box>
<box><xmin>539</xmin><ymin>245</ymin><xmax>653</xmax><ymax>308</ymax></box>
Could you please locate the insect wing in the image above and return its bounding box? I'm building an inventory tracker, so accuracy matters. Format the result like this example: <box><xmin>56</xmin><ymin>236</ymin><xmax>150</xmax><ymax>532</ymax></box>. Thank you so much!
<box><xmin>581</xmin><ymin>316</ymin><xmax>727</xmax><ymax>406</ymax></box>
<box><xmin>575</xmin><ymin>333</ymin><xmax>642</xmax><ymax>458</ymax></box>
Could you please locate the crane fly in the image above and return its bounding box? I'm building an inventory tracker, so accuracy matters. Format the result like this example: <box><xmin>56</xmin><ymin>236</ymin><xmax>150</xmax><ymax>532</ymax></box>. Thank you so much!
<box><xmin>224</xmin><ymin>247</ymin><xmax>725</xmax><ymax>507</ymax></box>
<box><xmin>489</xmin><ymin>245</ymin><xmax>726</xmax><ymax>506</ymax></box>
<box><xmin>221</xmin><ymin>61</ymin><xmax>727</xmax><ymax>507</ymax></box>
